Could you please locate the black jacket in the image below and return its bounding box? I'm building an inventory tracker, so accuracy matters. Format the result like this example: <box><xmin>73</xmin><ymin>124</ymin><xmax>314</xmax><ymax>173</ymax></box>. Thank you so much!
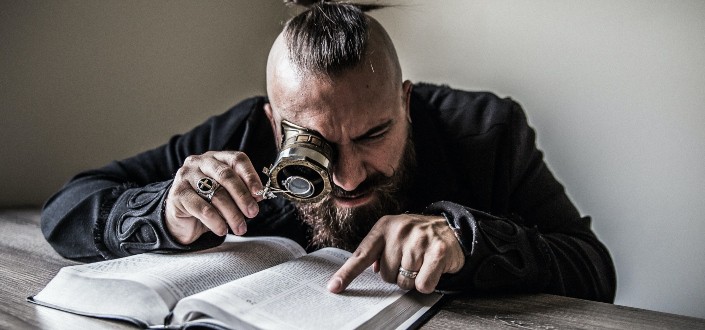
<box><xmin>41</xmin><ymin>83</ymin><xmax>616</xmax><ymax>302</ymax></box>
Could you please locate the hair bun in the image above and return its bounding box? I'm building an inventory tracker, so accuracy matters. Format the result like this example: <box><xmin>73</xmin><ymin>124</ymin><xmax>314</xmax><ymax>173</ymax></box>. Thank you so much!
<box><xmin>284</xmin><ymin>0</ymin><xmax>384</xmax><ymax>12</ymax></box>
<box><xmin>284</xmin><ymin>0</ymin><xmax>328</xmax><ymax>7</ymax></box>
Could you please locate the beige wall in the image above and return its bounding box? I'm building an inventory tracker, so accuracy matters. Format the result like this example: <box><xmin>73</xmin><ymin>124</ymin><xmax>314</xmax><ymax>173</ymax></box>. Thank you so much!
<box><xmin>1</xmin><ymin>0</ymin><xmax>285</xmax><ymax>207</ymax></box>
<box><xmin>3</xmin><ymin>0</ymin><xmax>704</xmax><ymax>320</ymax></box>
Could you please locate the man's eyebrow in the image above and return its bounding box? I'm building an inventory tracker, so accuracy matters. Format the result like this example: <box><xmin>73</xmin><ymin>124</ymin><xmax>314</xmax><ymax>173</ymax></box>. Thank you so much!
<box><xmin>352</xmin><ymin>119</ymin><xmax>393</xmax><ymax>141</ymax></box>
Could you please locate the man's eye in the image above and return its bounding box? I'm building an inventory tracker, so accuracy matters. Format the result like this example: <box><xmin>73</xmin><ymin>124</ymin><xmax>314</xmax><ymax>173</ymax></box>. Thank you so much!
<box><xmin>365</xmin><ymin>131</ymin><xmax>387</xmax><ymax>141</ymax></box>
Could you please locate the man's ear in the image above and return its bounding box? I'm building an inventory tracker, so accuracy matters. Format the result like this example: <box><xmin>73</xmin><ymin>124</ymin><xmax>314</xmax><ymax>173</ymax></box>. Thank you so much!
<box><xmin>402</xmin><ymin>80</ymin><xmax>413</xmax><ymax>123</ymax></box>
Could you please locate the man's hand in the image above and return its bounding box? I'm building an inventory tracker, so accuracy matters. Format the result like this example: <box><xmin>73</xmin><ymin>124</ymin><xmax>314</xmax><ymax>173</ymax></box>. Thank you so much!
<box><xmin>164</xmin><ymin>151</ymin><xmax>264</xmax><ymax>245</ymax></box>
<box><xmin>327</xmin><ymin>214</ymin><xmax>465</xmax><ymax>294</ymax></box>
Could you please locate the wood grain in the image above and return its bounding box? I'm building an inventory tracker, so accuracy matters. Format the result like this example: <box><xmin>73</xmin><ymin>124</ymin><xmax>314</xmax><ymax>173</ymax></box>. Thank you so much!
<box><xmin>0</xmin><ymin>210</ymin><xmax>131</xmax><ymax>330</ymax></box>
<box><xmin>422</xmin><ymin>293</ymin><xmax>705</xmax><ymax>329</ymax></box>
<box><xmin>1</xmin><ymin>209</ymin><xmax>703</xmax><ymax>329</ymax></box>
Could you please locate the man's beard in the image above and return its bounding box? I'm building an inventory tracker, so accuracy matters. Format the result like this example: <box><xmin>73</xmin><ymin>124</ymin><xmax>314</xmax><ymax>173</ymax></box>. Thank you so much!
<box><xmin>295</xmin><ymin>137</ymin><xmax>417</xmax><ymax>252</ymax></box>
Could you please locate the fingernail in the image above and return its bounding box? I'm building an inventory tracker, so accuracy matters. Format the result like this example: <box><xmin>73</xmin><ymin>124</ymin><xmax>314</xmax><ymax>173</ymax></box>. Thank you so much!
<box><xmin>238</xmin><ymin>222</ymin><xmax>247</xmax><ymax>235</ymax></box>
<box><xmin>327</xmin><ymin>278</ymin><xmax>342</xmax><ymax>293</ymax></box>
<box><xmin>248</xmin><ymin>203</ymin><xmax>259</xmax><ymax>218</ymax></box>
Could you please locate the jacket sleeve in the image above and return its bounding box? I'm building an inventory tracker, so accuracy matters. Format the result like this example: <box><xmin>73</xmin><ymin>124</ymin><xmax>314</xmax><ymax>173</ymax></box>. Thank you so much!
<box><xmin>40</xmin><ymin>98</ymin><xmax>262</xmax><ymax>262</ymax></box>
<box><xmin>427</xmin><ymin>201</ymin><xmax>615</xmax><ymax>303</ymax></box>
<box><xmin>428</xmin><ymin>100</ymin><xmax>616</xmax><ymax>303</ymax></box>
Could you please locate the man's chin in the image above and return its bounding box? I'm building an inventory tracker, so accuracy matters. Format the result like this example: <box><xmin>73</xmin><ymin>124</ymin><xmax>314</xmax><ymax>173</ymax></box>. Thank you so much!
<box><xmin>296</xmin><ymin>187</ymin><xmax>404</xmax><ymax>251</ymax></box>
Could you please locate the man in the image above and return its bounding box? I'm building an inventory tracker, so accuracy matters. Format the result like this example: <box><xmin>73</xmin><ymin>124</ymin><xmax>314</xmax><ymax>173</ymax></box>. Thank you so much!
<box><xmin>41</xmin><ymin>1</ymin><xmax>616</xmax><ymax>302</ymax></box>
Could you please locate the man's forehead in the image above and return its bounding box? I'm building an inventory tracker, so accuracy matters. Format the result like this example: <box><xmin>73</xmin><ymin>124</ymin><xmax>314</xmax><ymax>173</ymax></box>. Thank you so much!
<box><xmin>274</xmin><ymin>82</ymin><xmax>394</xmax><ymax>116</ymax></box>
<box><xmin>271</xmin><ymin>68</ymin><xmax>398</xmax><ymax>119</ymax></box>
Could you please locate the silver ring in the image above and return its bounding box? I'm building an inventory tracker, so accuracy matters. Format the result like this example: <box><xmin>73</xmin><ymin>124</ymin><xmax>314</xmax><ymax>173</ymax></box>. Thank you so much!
<box><xmin>398</xmin><ymin>267</ymin><xmax>419</xmax><ymax>279</ymax></box>
<box><xmin>196</xmin><ymin>177</ymin><xmax>220</xmax><ymax>203</ymax></box>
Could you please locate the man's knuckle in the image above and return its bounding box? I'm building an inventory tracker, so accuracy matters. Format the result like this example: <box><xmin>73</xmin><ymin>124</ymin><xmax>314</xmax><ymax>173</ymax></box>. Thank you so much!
<box><xmin>424</xmin><ymin>247</ymin><xmax>446</xmax><ymax>263</ymax></box>
<box><xmin>378</xmin><ymin>215</ymin><xmax>393</xmax><ymax>225</ymax></box>
<box><xmin>175</xmin><ymin>166</ymin><xmax>191</xmax><ymax>178</ymax></box>
<box><xmin>351</xmin><ymin>248</ymin><xmax>370</xmax><ymax>260</ymax></box>
<box><xmin>215</xmin><ymin>165</ymin><xmax>235</xmax><ymax>180</ymax></box>
<box><xmin>230</xmin><ymin>213</ymin><xmax>245</xmax><ymax>225</ymax></box>
<box><xmin>199</xmin><ymin>205</ymin><xmax>216</xmax><ymax>218</ymax></box>
<box><xmin>244</xmin><ymin>172</ymin><xmax>260</xmax><ymax>185</ymax></box>
<box><xmin>397</xmin><ymin>278</ymin><xmax>411</xmax><ymax>289</ymax></box>
<box><xmin>434</xmin><ymin>243</ymin><xmax>448</xmax><ymax>256</ymax></box>
<box><xmin>236</xmin><ymin>189</ymin><xmax>250</xmax><ymax>200</ymax></box>
<box><xmin>174</xmin><ymin>187</ymin><xmax>192</xmax><ymax>200</ymax></box>
<box><xmin>384</xmin><ymin>219</ymin><xmax>403</xmax><ymax>235</ymax></box>
<box><xmin>414</xmin><ymin>234</ymin><xmax>429</xmax><ymax>247</ymax></box>
<box><xmin>232</xmin><ymin>151</ymin><xmax>250</xmax><ymax>163</ymax></box>
<box><xmin>184</xmin><ymin>155</ymin><xmax>200</xmax><ymax>164</ymax></box>
<box><xmin>416</xmin><ymin>281</ymin><xmax>435</xmax><ymax>294</ymax></box>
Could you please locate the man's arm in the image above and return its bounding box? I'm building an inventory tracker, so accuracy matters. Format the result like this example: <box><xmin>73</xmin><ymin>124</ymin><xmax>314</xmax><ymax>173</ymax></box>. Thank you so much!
<box><xmin>327</xmin><ymin>203</ymin><xmax>616</xmax><ymax>303</ymax></box>
<box><xmin>41</xmin><ymin>97</ymin><xmax>267</xmax><ymax>261</ymax></box>
<box><xmin>425</xmin><ymin>201</ymin><xmax>616</xmax><ymax>303</ymax></box>
<box><xmin>41</xmin><ymin>134</ymin><xmax>221</xmax><ymax>262</ymax></box>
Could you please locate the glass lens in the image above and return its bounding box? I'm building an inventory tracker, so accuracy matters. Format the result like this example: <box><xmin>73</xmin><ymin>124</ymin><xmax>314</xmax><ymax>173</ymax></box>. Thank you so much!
<box><xmin>285</xmin><ymin>176</ymin><xmax>314</xmax><ymax>197</ymax></box>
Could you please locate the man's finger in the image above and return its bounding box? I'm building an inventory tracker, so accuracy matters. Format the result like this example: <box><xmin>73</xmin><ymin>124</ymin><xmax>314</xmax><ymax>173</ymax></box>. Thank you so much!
<box><xmin>181</xmin><ymin>192</ymin><xmax>229</xmax><ymax>236</ymax></box>
<box><xmin>327</xmin><ymin>232</ymin><xmax>385</xmax><ymax>293</ymax></box>
<box><xmin>415</xmin><ymin>246</ymin><xmax>445</xmax><ymax>294</ymax></box>
<box><xmin>200</xmin><ymin>155</ymin><xmax>259</xmax><ymax>220</ymax></box>
<box><xmin>209</xmin><ymin>190</ymin><xmax>248</xmax><ymax>236</ymax></box>
<box><xmin>214</xmin><ymin>152</ymin><xmax>264</xmax><ymax>198</ymax></box>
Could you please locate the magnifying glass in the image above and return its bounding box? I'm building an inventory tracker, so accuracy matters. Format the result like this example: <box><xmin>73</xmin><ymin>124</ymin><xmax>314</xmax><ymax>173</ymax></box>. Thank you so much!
<box><xmin>260</xmin><ymin>120</ymin><xmax>333</xmax><ymax>203</ymax></box>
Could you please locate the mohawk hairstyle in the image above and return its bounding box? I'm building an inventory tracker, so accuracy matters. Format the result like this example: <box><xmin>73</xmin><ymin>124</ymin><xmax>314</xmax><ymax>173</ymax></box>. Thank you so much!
<box><xmin>283</xmin><ymin>1</ymin><xmax>387</xmax><ymax>75</ymax></box>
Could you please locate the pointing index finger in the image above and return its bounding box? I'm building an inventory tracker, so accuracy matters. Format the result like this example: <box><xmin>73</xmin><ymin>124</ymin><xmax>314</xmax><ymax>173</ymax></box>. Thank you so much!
<box><xmin>327</xmin><ymin>232</ymin><xmax>385</xmax><ymax>293</ymax></box>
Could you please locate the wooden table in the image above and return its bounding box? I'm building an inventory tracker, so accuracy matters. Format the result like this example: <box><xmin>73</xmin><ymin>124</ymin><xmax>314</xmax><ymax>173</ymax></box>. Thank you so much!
<box><xmin>2</xmin><ymin>209</ymin><xmax>704</xmax><ymax>329</ymax></box>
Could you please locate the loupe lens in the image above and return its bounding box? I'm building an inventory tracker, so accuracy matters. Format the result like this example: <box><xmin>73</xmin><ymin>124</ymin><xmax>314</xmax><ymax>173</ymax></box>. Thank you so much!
<box><xmin>278</xmin><ymin>165</ymin><xmax>323</xmax><ymax>200</ymax></box>
<box><xmin>267</xmin><ymin>120</ymin><xmax>333</xmax><ymax>203</ymax></box>
<box><xmin>284</xmin><ymin>176</ymin><xmax>314</xmax><ymax>197</ymax></box>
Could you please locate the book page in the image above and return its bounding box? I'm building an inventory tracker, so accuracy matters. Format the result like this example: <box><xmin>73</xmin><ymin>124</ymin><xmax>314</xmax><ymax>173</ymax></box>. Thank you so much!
<box><xmin>31</xmin><ymin>235</ymin><xmax>306</xmax><ymax>327</ymax></box>
<box><xmin>172</xmin><ymin>248</ymin><xmax>441</xmax><ymax>330</ymax></box>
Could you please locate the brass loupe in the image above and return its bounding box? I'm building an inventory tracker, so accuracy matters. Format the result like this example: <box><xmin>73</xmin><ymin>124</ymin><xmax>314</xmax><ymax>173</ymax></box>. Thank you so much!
<box><xmin>259</xmin><ymin>120</ymin><xmax>334</xmax><ymax>203</ymax></box>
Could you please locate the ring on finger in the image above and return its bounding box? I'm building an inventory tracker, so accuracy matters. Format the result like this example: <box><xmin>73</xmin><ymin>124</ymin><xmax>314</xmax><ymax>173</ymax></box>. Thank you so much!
<box><xmin>398</xmin><ymin>266</ymin><xmax>419</xmax><ymax>279</ymax></box>
<box><xmin>196</xmin><ymin>177</ymin><xmax>221</xmax><ymax>203</ymax></box>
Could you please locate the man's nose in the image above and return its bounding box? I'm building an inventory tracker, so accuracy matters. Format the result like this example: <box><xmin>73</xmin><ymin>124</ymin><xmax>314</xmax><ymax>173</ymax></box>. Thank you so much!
<box><xmin>332</xmin><ymin>146</ymin><xmax>366</xmax><ymax>191</ymax></box>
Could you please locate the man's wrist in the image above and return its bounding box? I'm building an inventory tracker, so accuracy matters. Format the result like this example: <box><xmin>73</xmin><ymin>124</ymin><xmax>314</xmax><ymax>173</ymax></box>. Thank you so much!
<box><xmin>440</xmin><ymin>212</ymin><xmax>470</xmax><ymax>255</ymax></box>
<box><xmin>423</xmin><ymin>201</ymin><xmax>476</xmax><ymax>257</ymax></box>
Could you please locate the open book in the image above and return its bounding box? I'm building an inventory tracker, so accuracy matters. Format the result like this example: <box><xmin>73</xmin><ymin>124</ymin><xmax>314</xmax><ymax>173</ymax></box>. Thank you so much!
<box><xmin>30</xmin><ymin>235</ymin><xmax>443</xmax><ymax>329</ymax></box>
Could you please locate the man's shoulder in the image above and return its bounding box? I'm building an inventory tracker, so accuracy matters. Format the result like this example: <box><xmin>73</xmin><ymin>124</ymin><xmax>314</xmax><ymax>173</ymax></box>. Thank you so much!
<box><xmin>180</xmin><ymin>95</ymin><xmax>270</xmax><ymax>151</ymax></box>
<box><xmin>219</xmin><ymin>96</ymin><xmax>268</xmax><ymax>119</ymax></box>
<box><xmin>411</xmin><ymin>82</ymin><xmax>521</xmax><ymax>137</ymax></box>
<box><xmin>202</xmin><ymin>96</ymin><xmax>269</xmax><ymax>133</ymax></box>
